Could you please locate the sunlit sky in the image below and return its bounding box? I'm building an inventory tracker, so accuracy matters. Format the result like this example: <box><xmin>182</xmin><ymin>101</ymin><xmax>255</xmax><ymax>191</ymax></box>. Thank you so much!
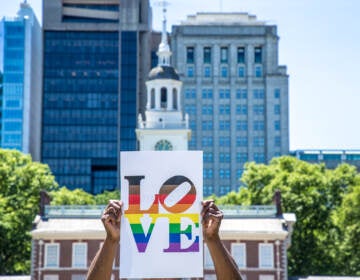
<box><xmin>1</xmin><ymin>0</ymin><xmax>360</xmax><ymax>151</ymax></box>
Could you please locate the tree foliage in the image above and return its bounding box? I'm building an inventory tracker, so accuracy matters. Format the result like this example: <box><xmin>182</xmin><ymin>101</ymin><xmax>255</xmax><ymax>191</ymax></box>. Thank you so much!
<box><xmin>0</xmin><ymin>149</ymin><xmax>58</xmax><ymax>275</ymax></box>
<box><xmin>215</xmin><ymin>156</ymin><xmax>360</xmax><ymax>276</ymax></box>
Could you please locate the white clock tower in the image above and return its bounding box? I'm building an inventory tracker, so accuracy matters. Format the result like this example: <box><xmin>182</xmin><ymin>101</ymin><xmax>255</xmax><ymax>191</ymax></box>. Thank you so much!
<box><xmin>136</xmin><ymin>3</ymin><xmax>191</xmax><ymax>151</ymax></box>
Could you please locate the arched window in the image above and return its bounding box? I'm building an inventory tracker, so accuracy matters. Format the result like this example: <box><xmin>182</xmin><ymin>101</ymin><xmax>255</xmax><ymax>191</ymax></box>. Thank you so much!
<box><xmin>172</xmin><ymin>88</ymin><xmax>178</xmax><ymax>110</ymax></box>
<box><xmin>150</xmin><ymin>89</ymin><xmax>155</xmax><ymax>109</ymax></box>
<box><xmin>161</xmin><ymin>87</ymin><xmax>167</xmax><ymax>109</ymax></box>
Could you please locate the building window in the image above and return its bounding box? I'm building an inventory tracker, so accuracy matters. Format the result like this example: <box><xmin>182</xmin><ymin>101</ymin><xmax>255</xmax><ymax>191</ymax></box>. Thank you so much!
<box><xmin>185</xmin><ymin>88</ymin><xmax>196</xmax><ymax>99</ymax></box>
<box><xmin>72</xmin><ymin>243</ymin><xmax>87</xmax><ymax>268</ymax></box>
<box><xmin>254</xmin><ymin>153</ymin><xmax>266</xmax><ymax>163</ymax></box>
<box><xmin>204</xmin><ymin>168</ymin><xmax>214</xmax><ymax>179</ymax></box>
<box><xmin>204</xmin><ymin>66</ymin><xmax>211</xmax><ymax>77</ymax></box>
<box><xmin>255</xmin><ymin>65</ymin><xmax>263</xmax><ymax>77</ymax></box>
<box><xmin>236</xmin><ymin>152</ymin><xmax>248</xmax><ymax>163</ymax></box>
<box><xmin>274</xmin><ymin>104</ymin><xmax>281</xmax><ymax>115</ymax></box>
<box><xmin>237</xmin><ymin>47</ymin><xmax>245</xmax><ymax>63</ymax></box>
<box><xmin>253</xmin><ymin>89</ymin><xmax>265</xmax><ymax>99</ymax></box>
<box><xmin>236</xmin><ymin>105</ymin><xmax>248</xmax><ymax>115</ymax></box>
<box><xmin>219</xmin><ymin>153</ymin><xmax>230</xmax><ymax>163</ymax></box>
<box><xmin>204</xmin><ymin>47</ymin><xmax>211</xmax><ymax>63</ymax></box>
<box><xmin>221</xmin><ymin>66</ymin><xmax>228</xmax><ymax>78</ymax></box>
<box><xmin>231</xmin><ymin>243</ymin><xmax>246</xmax><ymax>268</ymax></box>
<box><xmin>253</xmin><ymin>137</ymin><xmax>265</xmax><ymax>147</ymax></box>
<box><xmin>160</xmin><ymin>88</ymin><xmax>167</xmax><ymax>109</ymax></box>
<box><xmin>44</xmin><ymin>275</ymin><xmax>59</xmax><ymax>280</ymax></box>
<box><xmin>202</xmin><ymin>89</ymin><xmax>213</xmax><ymax>99</ymax></box>
<box><xmin>204</xmin><ymin>244</ymin><xmax>214</xmax><ymax>269</ymax></box>
<box><xmin>71</xmin><ymin>275</ymin><xmax>86</xmax><ymax>280</ymax></box>
<box><xmin>219</xmin><ymin>89</ymin><xmax>230</xmax><ymax>99</ymax></box>
<box><xmin>202</xmin><ymin>120</ymin><xmax>213</xmax><ymax>130</ymax></box>
<box><xmin>237</xmin><ymin>120</ymin><xmax>248</xmax><ymax>131</ymax></box>
<box><xmin>237</xmin><ymin>137</ymin><xmax>248</xmax><ymax>147</ymax></box>
<box><xmin>150</xmin><ymin>89</ymin><xmax>155</xmax><ymax>108</ymax></box>
<box><xmin>275</xmin><ymin>136</ymin><xmax>281</xmax><ymax>147</ymax></box>
<box><xmin>219</xmin><ymin>104</ymin><xmax>230</xmax><ymax>115</ymax></box>
<box><xmin>259</xmin><ymin>276</ymin><xmax>275</xmax><ymax>280</ymax></box>
<box><xmin>219</xmin><ymin>137</ymin><xmax>230</xmax><ymax>147</ymax></box>
<box><xmin>255</xmin><ymin>46</ymin><xmax>262</xmax><ymax>63</ymax></box>
<box><xmin>202</xmin><ymin>104</ymin><xmax>213</xmax><ymax>115</ymax></box>
<box><xmin>219</xmin><ymin>169</ymin><xmax>231</xmax><ymax>179</ymax></box>
<box><xmin>219</xmin><ymin>186</ymin><xmax>231</xmax><ymax>195</ymax></box>
<box><xmin>274</xmin><ymin>88</ymin><xmax>281</xmax><ymax>98</ymax></box>
<box><xmin>220</xmin><ymin>47</ymin><xmax>228</xmax><ymax>63</ymax></box>
<box><xmin>274</xmin><ymin>120</ymin><xmax>280</xmax><ymax>131</ymax></box>
<box><xmin>254</xmin><ymin>121</ymin><xmax>265</xmax><ymax>131</ymax></box>
<box><xmin>186</xmin><ymin>47</ymin><xmax>194</xmax><ymax>63</ymax></box>
<box><xmin>219</xmin><ymin>120</ymin><xmax>231</xmax><ymax>130</ymax></box>
<box><xmin>187</xmin><ymin>66</ymin><xmax>194</xmax><ymax>77</ymax></box>
<box><xmin>253</xmin><ymin>105</ymin><xmax>265</xmax><ymax>115</ymax></box>
<box><xmin>236</xmin><ymin>169</ymin><xmax>244</xmax><ymax>178</ymax></box>
<box><xmin>202</xmin><ymin>137</ymin><xmax>213</xmax><ymax>147</ymax></box>
<box><xmin>259</xmin><ymin>243</ymin><xmax>274</xmax><ymax>268</ymax></box>
<box><xmin>236</xmin><ymin>89</ymin><xmax>247</xmax><ymax>99</ymax></box>
<box><xmin>238</xmin><ymin>66</ymin><xmax>245</xmax><ymax>77</ymax></box>
<box><xmin>203</xmin><ymin>152</ymin><xmax>213</xmax><ymax>162</ymax></box>
<box><xmin>45</xmin><ymin>243</ymin><xmax>60</xmax><ymax>268</ymax></box>
<box><xmin>185</xmin><ymin>104</ymin><xmax>196</xmax><ymax>115</ymax></box>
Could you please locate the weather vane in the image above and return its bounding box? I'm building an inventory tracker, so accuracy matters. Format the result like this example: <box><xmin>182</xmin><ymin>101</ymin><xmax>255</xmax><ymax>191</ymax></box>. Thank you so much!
<box><xmin>153</xmin><ymin>0</ymin><xmax>170</xmax><ymax>19</ymax></box>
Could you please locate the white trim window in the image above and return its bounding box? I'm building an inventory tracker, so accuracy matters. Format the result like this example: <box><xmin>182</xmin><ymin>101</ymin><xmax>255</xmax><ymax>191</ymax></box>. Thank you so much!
<box><xmin>44</xmin><ymin>275</ymin><xmax>59</xmax><ymax>280</ymax></box>
<box><xmin>259</xmin><ymin>243</ymin><xmax>274</xmax><ymax>268</ymax></box>
<box><xmin>44</xmin><ymin>243</ymin><xmax>60</xmax><ymax>268</ymax></box>
<box><xmin>259</xmin><ymin>275</ymin><xmax>275</xmax><ymax>280</ymax></box>
<box><xmin>72</xmin><ymin>242</ymin><xmax>87</xmax><ymax>268</ymax></box>
<box><xmin>231</xmin><ymin>243</ymin><xmax>246</xmax><ymax>268</ymax></box>
<box><xmin>204</xmin><ymin>244</ymin><xmax>214</xmax><ymax>269</ymax></box>
<box><xmin>71</xmin><ymin>275</ymin><xmax>86</xmax><ymax>280</ymax></box>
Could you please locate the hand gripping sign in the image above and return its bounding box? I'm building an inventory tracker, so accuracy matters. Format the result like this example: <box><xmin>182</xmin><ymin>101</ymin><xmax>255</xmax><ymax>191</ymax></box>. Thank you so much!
<box><xmin>120</xmin><ymin>151</ymin><xmax>203</xmax><ymax>279</ymax></box>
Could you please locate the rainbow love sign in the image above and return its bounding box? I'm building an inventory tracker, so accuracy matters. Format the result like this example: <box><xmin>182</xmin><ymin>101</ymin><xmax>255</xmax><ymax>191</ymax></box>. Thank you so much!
<box><xmin>120</xmin><ymin>151</ymin><xmax>203</xmax><ymax>279</ymax></box>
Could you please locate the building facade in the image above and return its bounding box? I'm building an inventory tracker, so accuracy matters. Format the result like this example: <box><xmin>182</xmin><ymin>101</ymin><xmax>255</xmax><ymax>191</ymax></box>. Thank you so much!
<box><xmin>291</xmin><ymin>149</ymin><xmax>360</xmax><ymax>171</ymax></box>
<box><xmin>31</xmin><ymin>202</ymin><xmax>295</xmax><ymax>280</ymax></box>
<box><xmin>1</xmin><ymin>2</ymin><xmax>42</xmax><ymax>160</ymax></box>
<box><xmin>41</xmin><ymin>0</ymin><xmax>151</xmax><ymax>194</ymax></box>
<box><xmin>136</xmin><ymin>7</ymin><xmax>191</xmax><ymax>151</ymax></box>
<box><xmin>171</xmin><ymin>13</ymin><xmax>289</xmax><ymax>196</ymax></box>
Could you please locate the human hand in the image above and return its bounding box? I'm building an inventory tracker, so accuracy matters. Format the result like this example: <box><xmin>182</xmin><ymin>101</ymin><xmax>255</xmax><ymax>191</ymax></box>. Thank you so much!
<box><xmin>201</xmin><ymin>200</ymin><xmax>223</xmax><ymax>242</ymax></box>
<box><xmin>101</xmin><ymin>200</ymin><xmax>123</xmax><ymax>243</ymax></box>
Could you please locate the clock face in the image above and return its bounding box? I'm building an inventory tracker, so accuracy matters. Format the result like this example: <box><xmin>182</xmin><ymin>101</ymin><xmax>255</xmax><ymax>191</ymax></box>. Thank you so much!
<box><xmin>155</xmin><ymin>139</ymin><xmax>173</xmax><ymax>151</ymax></box>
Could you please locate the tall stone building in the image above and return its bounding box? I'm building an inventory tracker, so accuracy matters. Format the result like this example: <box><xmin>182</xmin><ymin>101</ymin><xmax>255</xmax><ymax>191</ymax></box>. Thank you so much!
<box><xmin>1</xmin><ymin>2</ymin><xmax>42</xmax><ymax>160</ymax></box>
<box><xmin>171</xmin><ymin>13</ymin><xmax>289</xmax><ymax>196</ymax></box>
<box><xmin>41</xmin><ymin>0</ymin><xmax>151</xmax><ymax>194</ymax></box>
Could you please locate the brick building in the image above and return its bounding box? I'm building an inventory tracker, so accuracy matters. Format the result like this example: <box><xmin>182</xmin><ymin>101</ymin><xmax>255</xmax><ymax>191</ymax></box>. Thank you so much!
<box><xmin>31</xmin><ymin>198</ymin><xmax>295</xmax><ymax>280</ymax></box>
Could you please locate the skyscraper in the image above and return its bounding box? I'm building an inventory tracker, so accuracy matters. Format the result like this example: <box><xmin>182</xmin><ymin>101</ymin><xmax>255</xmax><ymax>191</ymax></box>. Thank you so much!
<box><xmin>171</xmin><ymin>13</ymin><xmax>289</xmax><ymax>196</ymax></box>
<box><xmin>1</xmin><ymin>2</ymin><xmax>42</xmax><ymax>160</ymax></box>
<box><xmin>41</xmin><ymin>0</ymin><xmax>151</xmax><ymax>193</ymax></box>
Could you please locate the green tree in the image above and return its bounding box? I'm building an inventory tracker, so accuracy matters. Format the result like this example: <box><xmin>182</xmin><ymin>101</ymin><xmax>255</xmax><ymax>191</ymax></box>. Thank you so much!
<box><xmin>50</xmin><ymin>187</ymin><xmax>96</xmax><ymax>205</ymax></box>
<box><xmin>0</xmin><ymin>149</ymin><xmax>58</xmax><ymax>275</ymax></box>
<box><xmin>94</xmin><ymin>190</ymin><xmax>120</xmax><ymax>204</ymax></box>
<box><xmin>216</xmin><ymin>156</ymin><xmax>359</xmax><ymax>276</ymax></box>
<box><xmin>332</xmin><ymin>184</ymin><xmax>360</xmax><ymax>275</ymax></box>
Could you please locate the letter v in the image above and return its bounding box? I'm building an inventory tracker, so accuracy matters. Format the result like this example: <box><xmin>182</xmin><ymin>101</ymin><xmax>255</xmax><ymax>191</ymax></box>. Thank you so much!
<box><xmin>128</xmin><ymin>215</ymin><xmax>156</xmax><ymax>253</ymax></box>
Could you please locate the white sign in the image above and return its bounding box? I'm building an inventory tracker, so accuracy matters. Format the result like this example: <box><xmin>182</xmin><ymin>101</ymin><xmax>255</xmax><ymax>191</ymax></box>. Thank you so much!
<box><xmin>120</xmin><ymin>151</ymin><xmax>203</xmax><ymax>279</ymax></box>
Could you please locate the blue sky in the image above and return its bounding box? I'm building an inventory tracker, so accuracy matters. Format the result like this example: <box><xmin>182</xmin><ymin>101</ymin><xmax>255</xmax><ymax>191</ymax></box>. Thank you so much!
<box><xmin>1</xmin><ymin>0</ymin><xmax>360</xmax><ymax>150</ymax></box>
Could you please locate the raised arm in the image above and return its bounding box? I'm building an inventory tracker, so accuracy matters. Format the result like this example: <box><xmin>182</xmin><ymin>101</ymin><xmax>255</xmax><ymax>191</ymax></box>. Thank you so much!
<box><xmin>87</xmin><ymin>200</ymin><xmax>123</xmax><ymax>280</ymax></box>
<box><xmin>202</xmin><ymin>200</ymin><xmax>243</xmax><ymax>280</ymax></box>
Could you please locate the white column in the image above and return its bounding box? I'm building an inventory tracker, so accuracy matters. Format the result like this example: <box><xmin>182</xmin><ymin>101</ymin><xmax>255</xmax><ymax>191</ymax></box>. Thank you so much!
<box><xmin>155</xmin><ymin>86</ymin><xmax>161</xmax><ymax>109</ymax></box>
<box><xmin>167</xmin><ymin>87</ymin><xmax>173</xmax><ymax>110</ymax></box>
<box><xmin>146</xmin><ymin>87</ymin><xmax>151</xmax><ymax>109</ymax></box>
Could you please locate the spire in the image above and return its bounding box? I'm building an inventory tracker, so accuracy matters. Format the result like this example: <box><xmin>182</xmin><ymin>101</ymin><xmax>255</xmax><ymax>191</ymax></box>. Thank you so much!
<box><xmin>156</xmin><ymin>1</ymin><xmax>171</xmax><ymax>66</ymax></box>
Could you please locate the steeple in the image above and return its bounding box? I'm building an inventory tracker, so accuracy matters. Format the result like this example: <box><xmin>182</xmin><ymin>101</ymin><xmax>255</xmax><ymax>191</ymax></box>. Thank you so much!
<box><xmin>156</xmin><ymin>1</ymin><xmax>171</xmax><ymax>66</ymax></box>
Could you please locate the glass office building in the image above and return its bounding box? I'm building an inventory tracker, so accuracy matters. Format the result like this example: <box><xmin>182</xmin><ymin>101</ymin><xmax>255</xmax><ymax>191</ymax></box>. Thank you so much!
<box><xmin>1</xmin><ymin>3</ymin><xmax>42</xmax><ymax>160</ymax></box>
<box><xmin>42</xmin><ymin>0</ymin><xmax>151</xmax><ymax>193</ymax></box>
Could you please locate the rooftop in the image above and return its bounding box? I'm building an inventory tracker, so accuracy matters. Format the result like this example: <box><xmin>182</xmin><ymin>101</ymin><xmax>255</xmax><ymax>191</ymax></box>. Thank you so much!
<box><xmin>181</xmin><ymin>12</ymin><xmax>266</xmax><ymax>26</ymax></box>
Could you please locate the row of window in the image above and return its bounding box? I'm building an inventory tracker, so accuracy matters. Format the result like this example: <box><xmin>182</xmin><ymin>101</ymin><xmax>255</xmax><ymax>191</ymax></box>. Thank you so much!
<box><xmin>185</xmin><ymin>104</ymin><xmax>281</xmax><ymax>116</ymax></box>
<box><xmin>205</xmin><ymin>243</ymin><xmax>275</xmax><ymax>269</ymax></box>
<box><xmin>44</xmin><ymin>243</ymin><xmax>87</xmax><ymax>268</ymax></box>
<box><xmin>199</xmin><ymin>120</ymin><xmax>280</xmax><ymax>131</ymax></box>
<box><xmin>186</xmin><ymin>65</ymin><xmax>263</xmax><ymax>78</ymax></box>
<box><xmin>186</xmin><ymin>88</ymin><xmax>280</xmax><ymax>100</ymax></box>
<box><xmin>201</xmin><ymin>136</ymin><xmax>281</xmax><ymax>148</ymax></box>
<box><xmin>186</xmin><ymin>46</ymin><xmax>262</xmax><ymax>64</ymax></box>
